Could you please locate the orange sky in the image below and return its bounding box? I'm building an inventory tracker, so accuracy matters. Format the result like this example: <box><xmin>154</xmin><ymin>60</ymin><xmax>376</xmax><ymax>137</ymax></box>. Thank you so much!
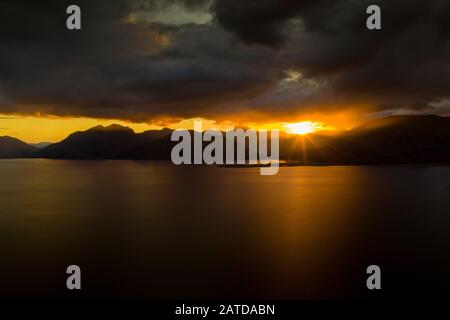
<box><xmin>0</xmin><ymin>111</ymin><xmax>365</xmax><ymax>143</ymax></box>
<box><xmin>0</xmin><ymin>115</ymin><xmax>242</xmax><ymax>143</ymax></box>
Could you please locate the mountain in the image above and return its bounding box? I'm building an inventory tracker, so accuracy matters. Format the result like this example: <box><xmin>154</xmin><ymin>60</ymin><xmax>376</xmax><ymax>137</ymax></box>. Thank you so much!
<box><xmin>39</xmin><ymin>124</ymin><xmax>174</xmax><ymax>159</ymax></box>
<box><xmin>1</xmin><ymin>115</ymin><xmax>450</xmax><ymax>164</ymax></box>
<box><xmin>30</xmin><ymin>142</ymin><xmax>53</xmax><ymax>149</ymax></box>
<box><xmin>282</xmin><ymin>115</ymin><xmax>450</xmax><ymax>164</ymax></box>
<box><xmin>335</xmin><ymin>115</ymin><xmax>450</xmax><ymax>163</ymax></box>
<box><xmin>40</xmin><ymin>124</ymin><xmax>137</xmax><ymax>159</ymax></box>
<box><xmin>0</xmin><ymin>136</ymin><xmax>37</xmax><ymax>158</ymax></box>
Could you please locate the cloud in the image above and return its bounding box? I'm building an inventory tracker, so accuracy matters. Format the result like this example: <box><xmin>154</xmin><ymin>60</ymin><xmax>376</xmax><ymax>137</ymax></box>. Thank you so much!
<box><xmin>128</xmin><ymin>0</ymin><xmax>213</xmax><ymax>25</ymax></box>
<box><xmin>0</xmin><ymin>0</ymin><xmax>450</xmax><ymax>124</ymax></box>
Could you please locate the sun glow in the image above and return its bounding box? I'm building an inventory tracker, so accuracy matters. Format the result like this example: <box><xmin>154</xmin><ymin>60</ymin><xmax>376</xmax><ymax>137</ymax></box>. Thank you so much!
<box><xmin>0</xmin><ymin>114</ymin><xmax>160</xmax><ymax>143</ymax></box>
<box><xmin>284</xmin><ymin>121</ymin><xmax>324</xmax><ymax>135</ymax></box>
<box><xmin>0</xmin><ymin>112</ymin><xmax>343</xmax><ymax>143</ymax></box>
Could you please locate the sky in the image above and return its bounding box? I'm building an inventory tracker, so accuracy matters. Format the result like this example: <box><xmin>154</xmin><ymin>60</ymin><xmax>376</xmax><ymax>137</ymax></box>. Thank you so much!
<box><xmin>1</xmin><ymin>0</ymin><xmax>450</xmax><ymax>142</ymax></box>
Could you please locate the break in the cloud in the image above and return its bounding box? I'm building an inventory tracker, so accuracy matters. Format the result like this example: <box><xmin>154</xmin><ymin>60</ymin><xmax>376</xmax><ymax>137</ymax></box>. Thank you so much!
<box><xmin>0</xmin><ymin>0</ymin><xmax>450</xmax><ymax>125</ymax></box>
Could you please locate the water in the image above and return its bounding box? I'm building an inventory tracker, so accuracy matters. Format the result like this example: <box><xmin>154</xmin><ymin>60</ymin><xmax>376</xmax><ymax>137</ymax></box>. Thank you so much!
<box><xmin>0</xmin><ymin>159</ymin><xmax>449</xmax><ymax>299</ymax></box>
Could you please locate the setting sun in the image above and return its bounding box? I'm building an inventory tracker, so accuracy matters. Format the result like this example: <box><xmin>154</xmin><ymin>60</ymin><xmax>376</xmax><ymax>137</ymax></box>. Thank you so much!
<box><xmin>284</xmin><ymin>121</ymin><xmax>322</xmax><ymax>135</ymax></box>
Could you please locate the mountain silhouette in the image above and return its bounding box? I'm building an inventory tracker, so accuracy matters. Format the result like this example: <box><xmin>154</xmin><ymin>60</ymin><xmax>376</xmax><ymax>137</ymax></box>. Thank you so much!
<box><xmin>38</xmin><ymin>124</ymin><xmax>174</xmax><ymax>159</ymax></box>
<box><xmin>0</xmin><ymin>136</ymin><xmax>37</xmax><ymax>158</ymax></box>
<box><xmin>282</xmin><ymin>115</ymin><xmax>450</xmax><ymax>164</ymax></box>
<box><xmin>336</xmin><ymin>115</ymin><xmax>450</xmax><ymax>163</ymax></box>
<box><xmin>30</xmin><ymin>142</ymin><xmax>53</xmax><ymax>149</ymax></box>
<box><xmin>40</xmin><ymin>124</ymin><xmax>138</xmax><ymax>159</ymax></box>
<box><xmin>1</xmin><ymin>115</ymin><xmax>449</xmax><ymax>164</ymax></box>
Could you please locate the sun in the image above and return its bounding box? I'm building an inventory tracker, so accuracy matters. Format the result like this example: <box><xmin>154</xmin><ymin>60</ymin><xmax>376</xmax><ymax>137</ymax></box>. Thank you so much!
<box><xmin>284</xmin><ymin>121</ymin><xmax>320</xmax><ymax>135</ymax></box>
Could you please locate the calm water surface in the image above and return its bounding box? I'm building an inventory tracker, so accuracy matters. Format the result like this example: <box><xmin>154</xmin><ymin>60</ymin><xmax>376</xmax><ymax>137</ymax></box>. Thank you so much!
<box><xmin>0</xmin><ymin>159</ymin><xmax>449</xmax><ymax>299</ymax></box>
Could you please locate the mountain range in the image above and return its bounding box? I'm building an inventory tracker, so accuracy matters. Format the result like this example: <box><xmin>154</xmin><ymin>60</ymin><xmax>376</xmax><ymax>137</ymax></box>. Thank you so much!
<box><xmin>1</xmin><ymin>115</ymin><xmax>450</xmax><ymax>165</ymax></box>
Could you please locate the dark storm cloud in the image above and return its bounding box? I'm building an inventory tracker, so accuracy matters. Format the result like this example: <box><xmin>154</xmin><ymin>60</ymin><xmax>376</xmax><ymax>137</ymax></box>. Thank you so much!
<box><xmin>213</xmin><ymin>0</ymin><xmax>319</xmax><ymax>48</ymax></box>
<box><xmin>1</xmin><ymin>0</ymin><xmax>450</xmax><ymax>122</ymax></box>
<box><xmin>212</xmin><ymin>0</ymin><xmax>450</xmax><ymax>114</ymax></box>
